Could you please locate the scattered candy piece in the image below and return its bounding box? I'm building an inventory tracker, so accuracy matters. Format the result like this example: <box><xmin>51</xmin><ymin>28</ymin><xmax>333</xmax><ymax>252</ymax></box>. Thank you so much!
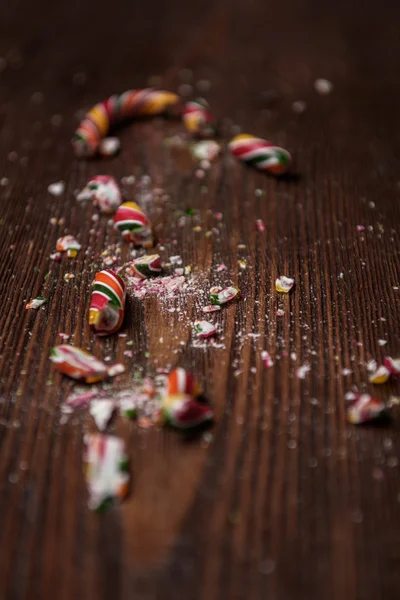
<box><xmin>296</xmin><ymin>364</ymin><xmax>310</xmax><ymax>379</ymax></box>
<box><xmin>124</xmin><ymin>254</ymin><xmax>161</xmax><ymax>279</ymax></box>
<box><xmin>292</xmin><ymin>100</ymin><xmax>307</xmax><ymax>114</ymax></box>
<box><xmin>366</xmin><ymin>359</ymin><xmax>378</xmax><ymax>373</ymax></box>
<box><xmin>167</xmin><ymin>368</ymin><xmax>201</xmax><ymax>397</ymax></box>
<box><xmin>210</xmin><ymin>286</ymin><xmax>240</xmax><ymax>306</ymax></box>
<box><xmin>73</xmin><ymin>89</ymin><xmax>180</xmax><ymax>157</ymax></box>
<box><xmin>84</xmin><ymin>434</ymin><xmax>129</xmax><ymax>511</ymax></box>
<box><xmin>194</xmin><ymin>320</ymin><xmax>216</xmax><ymax>339</ymax></box>
<box><xmin>183</xmin><ymin>99</ymin><xmax>216</xmax><ymax>137</ymax></box>
<box><xmin>384</xmin><ymin>357</ymin><xmax>400</xmax><ymax>377</ymax></box>
<box><xmin>77</xmin><ymin>175</ymin><xmax>122</xmax><ymax>214</ymax></box>
<box><xmin>356</xmin><ymin>225</ymin><xmax>365</xmax><ymax>232</ymax></box>
<box><xmin>191</xmin><ymin>140</ymin><xmax>221</xmax><ymax>161</ymax></box>
<box><xmin>314</xmin><ymin>78</ymin><xmax>333</xmax><ymax>95</ymax></box>
<box><xmin>47</xmin><ymin>181</ymin><xmax>65</xmax><ymax>196</ymax></box>
<box><xmin>378</xmin><ymin>339</ymin><xmax>387</xmax><ymax>346</ymax></box>
<box><xmin>90</xmin><ymin>399</ymin><xmax>115</xmax><ymax>431</ymax></box>
<box><xmin>276</xmin><ymin>276</ymin><xmax>294</xmax><ymax>293</ymax></box>
<box><xmin>261</xmin><ymin>350</ymin><xmax>273</xmax><ymax>368</ymax></box>
<box><xmin>65</xmin><ymin>389</ymin><xmax>99</xmax><ymax>408</ymax></box>
<box><xmin>162</xmin><ymin>393</ymin><xmax>213</xmax><ymax>430</ymax></box>
<box><xmin>50</xmin><ymin>252</ymin><xmax>62</xmax><ymax>261</ymax></box>
<box><xmin>56</xmin><ymin>235</ymin><xmax>82</xmax><ymax>258</ymax></box>
<box><xmin>114</xmin><ymin>201</ymin><xmax>153</xmax><ymax>247</ymax></box>
<box><xmin>216</xmin><ymin>263</ymin><xmax>227</xmax><ymax>272</ymax></box>
<box><xmin>50</xmin><ymin>345</ymin><xmax>109</xmax><ymax>383</ymax></box>
<box><xmin>26</xmin><ymin>296</ymin><xmax>46</xmax><ymax>310</ymax></box>
<box><xmin>229</xmin><ymin>134</ymin><xmax>292</xmax><ymax>176</ymax></box>
<box><xmin>202</xmin><ymin>305</ymin><xmax>221</xmax><ymax>314</ymax></box>
<box><xmin>89</xmin><ymin>270</ymin><xmax>126</xmax><ymax>335</ymax></box>
<box><xmin>369</xmin><ymin>365</ymin><xmax>390</xmax><ymax>384</ymax></box>
<box><xmin>64</xmin><ymin>273</ymin><xmax>75</xmax><ymax>282</ymax></box>
<box><xmin>170</xmin><ymin>255</ymin><xmax>182</xmax><ymax>266</ymax></box>
<box><xmin>276</xmin><ymin>309</ymin><xmax>285</xmax><ymax>317</ymax></box>
<box><xmin>106</xmin><ymin>363</ymin><xmax>125</xmax><ymax>377</ymax></box>
<box><xmin>99</xmin><ymin>137</ymin><xmax>121</xmax><ymax>156</ymax></box>
<box><xmin>347</xmin><ymin>393</ymin><xmax>387</xmax><ymax>425</ymax></box>
<box><xmin>256</xmin><ymin>219</ymin><xmax>266</xmax><ymax>232</ymax></box>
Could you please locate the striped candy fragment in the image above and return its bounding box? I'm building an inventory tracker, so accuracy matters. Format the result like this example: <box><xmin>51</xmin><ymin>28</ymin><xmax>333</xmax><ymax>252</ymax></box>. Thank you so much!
<box><xmin>77</xmin><ymin>175</ymin><xmax>122</xmax><ymax>214</ymax></box>
<box><xmin>210</xmin><ymin>286</ymin><xmax>240</xmax><ymax>306</ymax></box>
<box><xmin>166</xmin><ymin>367</ymin><xmax>201</xmax><ymax>397</ymax></box>
<box><xmin>183</xmin><ymin>98</ymin><xmax>216</xmax><ymax>137</ymax></box>
<box><xmin>229</xmin><ymin>133</ymin><xmax>292</xmax><ymax>175</ymax></box>
<box><xmin>73</xmin><ymin>89</ymin><xmax>180</xmax><ymax>157</ymax></box>
<box><xmin>84</xmin><ymin>434</ymin><xmax>130</xmax><ymax>511</ymax></box>
<box><xmin>369</xmin><ymin>365</ymin><xmax>390</xmax><ymax>384</ymax></box>
<box><xmin>261</xmin><ymin>350</ymin><xmax>274</xmax><ymax>368</ymax></box>
<box><xmin>56</xmin><ymin>235</ymin><xmax>82</xmax><ymax>258</ymax></box>
<box><xmin>202</xmin><ymin>305</ymin><xmax>221</xmax><ymax>314</ymax></box>
<box><xmin>125</xmin><ymin>254</ymin><xmax>161</xmax><ymax>279</ymax></box>
<box><xmin>162</xmin><ymin>393</ymin><xmax>213</xmax><ymax>430</ymax></box>
<box><xmin>347</xmin><ymin>393</ymin><xmax>387</xmax><ymax>424</ymax></box>
<box><xmin>275</xmin><ymin>276</ymin><xmax>294</xmax><ymax>293</ymax></box>
<box><xmin>89</xmin><ymin>270</ymin><xmax>126</xmax><ymax>336</ymax></box>
<box><xmin>114</xmin><ymin>201</ymin><xmax>153</xmax><ymax>247</ymax></box>
<box><xmin>193</xmin><ymin>320</ymin><xmax>216</xmax><ymax>339</ymax></box>
<box><xmin>50</xmin><ymin>345</ymin><xmax>108</xmax><ymax>383</ymax></box>
<box><xmin>384</xmin><ymin>357</ymin><xmax>400</xmax><ymax>377</ymax></box>
<box><xmin>26</xmin><ymin>296</ymin><xmax>46</xmax><ymax>310</ymax></box>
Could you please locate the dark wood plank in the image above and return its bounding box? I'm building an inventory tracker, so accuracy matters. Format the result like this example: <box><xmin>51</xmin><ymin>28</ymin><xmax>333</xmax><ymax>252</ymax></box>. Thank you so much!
<box><xmin>0</xmin><ymin>1</ymin><xmax>399</xmax><ymax>599</ymax></box>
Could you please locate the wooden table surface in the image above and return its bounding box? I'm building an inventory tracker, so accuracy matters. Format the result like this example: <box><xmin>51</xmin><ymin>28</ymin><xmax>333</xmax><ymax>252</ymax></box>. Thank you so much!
<box><xmin>0</xmin><ymin>0</ymin><xmax>399</xmax><ymax>598</ymax></box>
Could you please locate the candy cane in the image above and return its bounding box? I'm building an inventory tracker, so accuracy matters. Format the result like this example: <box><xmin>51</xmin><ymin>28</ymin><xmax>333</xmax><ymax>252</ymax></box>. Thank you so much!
<box><xmin>89</xmin><ymin>270</ymin><xmax>126</xmax><ymax>335</ymax></box>
<box><xmin>73</xmin><ymin>88</ymin><xmax>180</xmax><ymax>157</ymax></box>
<box><xmin>229</xmin><ymin>133</ymin><xmax>292</xmax><ymax>175</ymax></box>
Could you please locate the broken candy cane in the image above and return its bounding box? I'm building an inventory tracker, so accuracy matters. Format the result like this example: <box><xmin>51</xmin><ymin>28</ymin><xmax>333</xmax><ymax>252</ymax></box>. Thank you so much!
<box><xmin>384</xmin><ymin>357</ymin><xmax>400</xmax><ymax>377</ymax></box>
<box><xmin>166</xmin><ymin>367</ymin><xmax>201</xmax><ymax>397</ymax></box>
<box><xmin>125</xmin><ymin>254</ymin><xmax>161</xmax><ymax>279</ymax></box>
<box><xmin>89</xmin><ymin>270</ymin><xmax>126</xmax><ymax>336</ymax></box>
<box><xmin>210</xmin><ymin>286</ymin><xmax>240</xmax><ymax>306</ymax></box>
<box><xmin>84</xmin><ymin>433</ymin><xmax>129</xmax><ymax>511</ymax></box>
<box><xmin>56</xmin><ymin>235</ymin><xmax>82</xmax><ymax>258</ymax></box>
<box><xmin>114</xmin><ymin>201</ymin><xmax>153</xmax><ymax>247</ymax></box>
<box><xmin>261</xmin><ymin>350</ymin><xmax>273</xmax><ymax>368</ymax></box>
<box><xmin>183</xmin><ymin>98</ymin><xmax>216</xmax><ymax>137</ymax></box>
<box><xmin>73</xmin><ymin>89</ymin><xmax>180</xmax><ymax>157</ymax></box>
<box><xmin>193</xmin><ymin>320</ymin><xmax>216</xmax><ymax>339</ymax></box>
<box><xmin>275</xmin><ymin>276</ymin><xmax>294</xmax><ymax>293</ymax></box>
<box><xmin>162</xmin><ymin>393</ymin><xmax>213</xmax><ymax>430</ymax></box>
<box><xmin>89</xmin><ymin>399</ymin><xmax>116</xmax><ymax>431</ymax></box>
<box><xmin>26</xmin><ymin>296</ymin><xmax>46</xmax><ymax>310</ymax></box>
<box><xmin>202</xmin><ymin>305</ymin><xmax>221</xmax><ymax>314</ymax></box>
<box><xmin>369</xmin><ymin>365</ymin><xmax>390</xmax><ymax>384</ymax></box>
<box><xmin>191</xmin><ymin>140</ymin><xmax>221</xmax><ymax>161</ymax></box>
<box><xmin>346</xmin><ymin>393</ymin><xmax>387</xmax><ymax>424</ymax></box>
<box><xmin>77</xmin><ymin>175</ymin><xmax>122</xmax><ymax>214</ymax></box>
<box><xmin>229</xmin><ymin>134</ymin><xmax>292</xmax><ymax>176</ymax></box>
<box><xmin>50</xmin><ymin>345</ymin><xmax>118</xmax><ymax>383</ymax></box>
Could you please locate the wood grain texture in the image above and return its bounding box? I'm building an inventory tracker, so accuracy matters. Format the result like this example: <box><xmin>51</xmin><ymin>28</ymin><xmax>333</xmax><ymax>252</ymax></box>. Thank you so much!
<box><xmin>0</xmin><ymin>0</ymin><xmax>400</xmax><ymax>599</ymax></box>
